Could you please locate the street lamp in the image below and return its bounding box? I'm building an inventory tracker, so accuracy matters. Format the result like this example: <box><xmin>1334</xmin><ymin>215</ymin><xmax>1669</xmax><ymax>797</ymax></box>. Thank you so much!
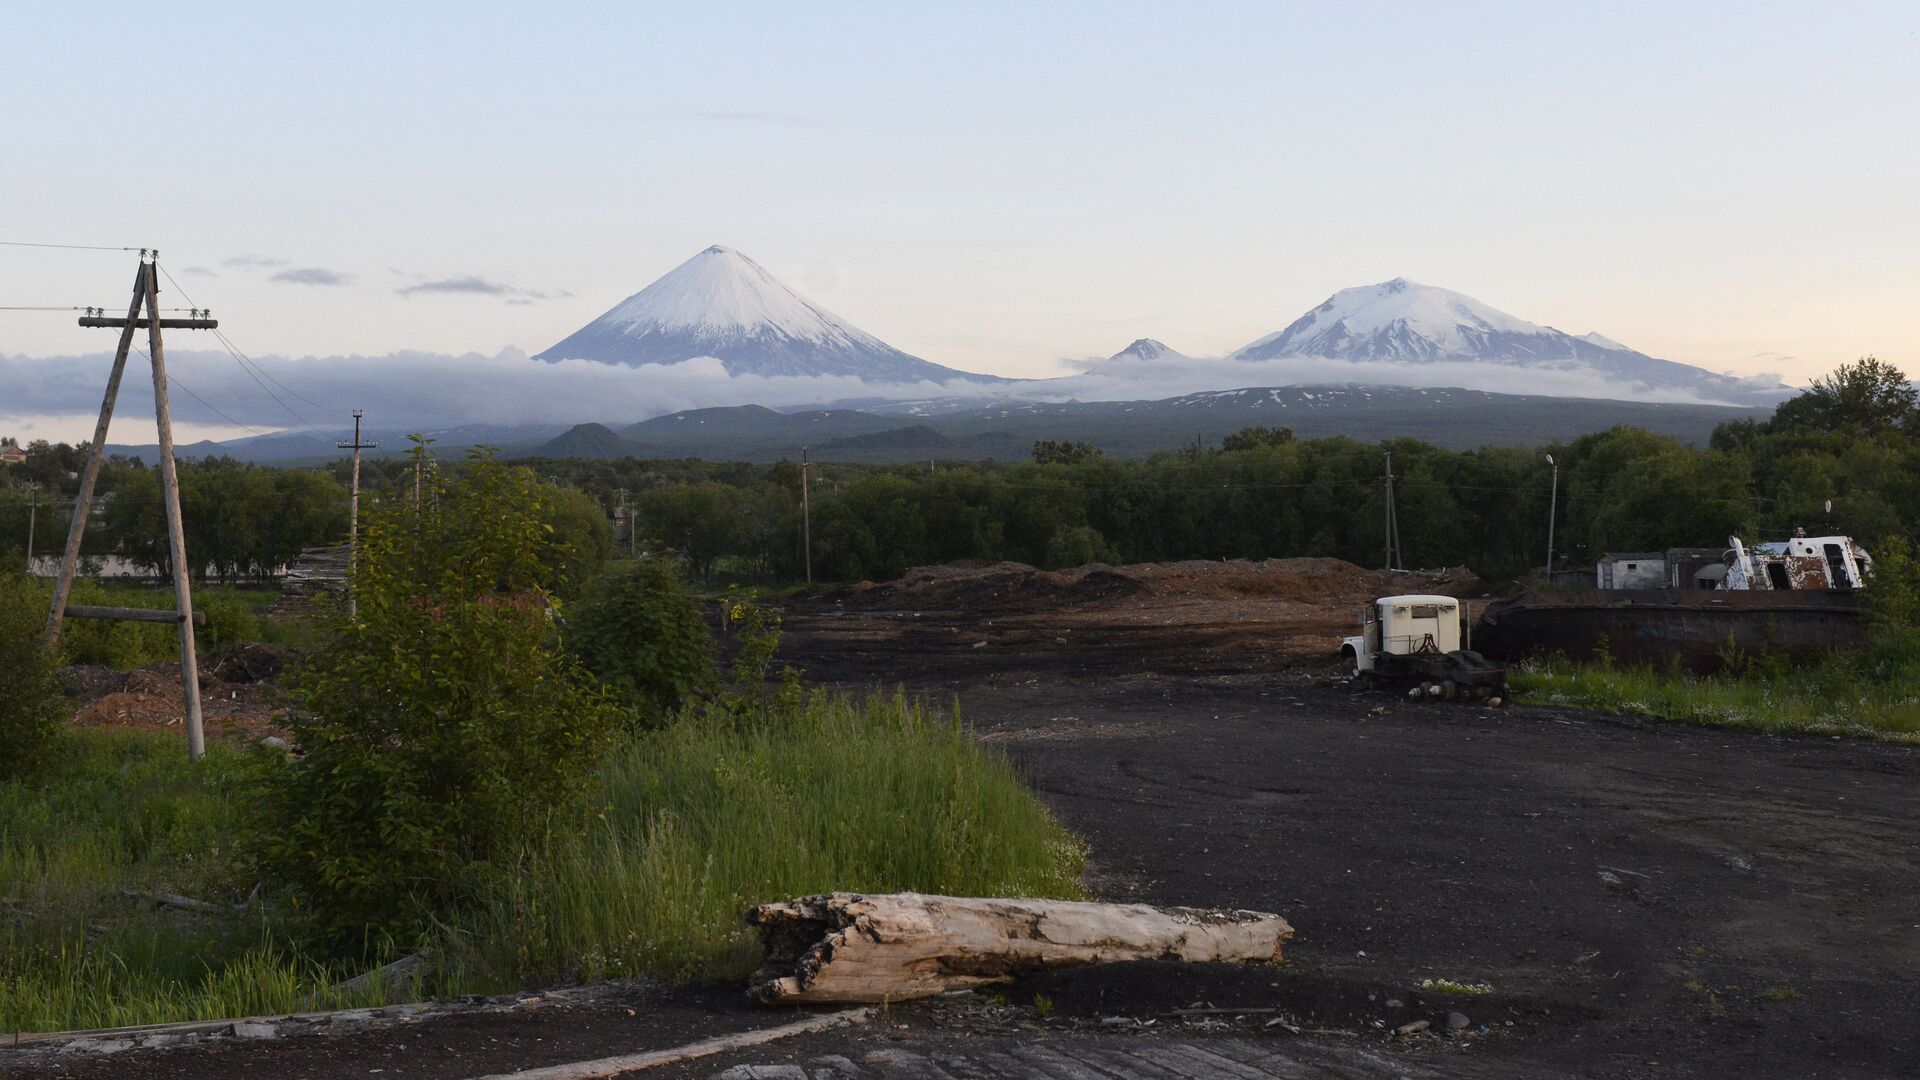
<box><xmin>1544</xmin><ymin>454</ymin><xmax>1558</xmax><ymax>575</ymax></box>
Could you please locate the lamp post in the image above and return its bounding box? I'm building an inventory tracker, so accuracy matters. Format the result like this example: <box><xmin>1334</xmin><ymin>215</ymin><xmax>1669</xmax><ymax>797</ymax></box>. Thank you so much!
<box><xmin>1544</xmin><ymin>454</ymin><xmax>1558</xmax><ymax>575</ymax></box>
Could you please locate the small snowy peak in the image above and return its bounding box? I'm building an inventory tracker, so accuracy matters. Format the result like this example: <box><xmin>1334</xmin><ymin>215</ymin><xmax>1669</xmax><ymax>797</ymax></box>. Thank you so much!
<box><xmin>1579</xmin><ymin>331</ymin><xmax>1633</xmax><ymax>352</ymax></box>
<box><xmin>1107</xmin><ymin>338</ymin><xmax>1189</xmax><ymax>363</ymax></box>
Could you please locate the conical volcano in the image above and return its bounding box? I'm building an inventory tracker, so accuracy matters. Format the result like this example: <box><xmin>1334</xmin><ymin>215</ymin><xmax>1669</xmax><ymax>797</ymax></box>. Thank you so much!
<box><xmin>536</xmin><ymin>245</ymin><xmax>987</xmax><ymax>382</ymax></box>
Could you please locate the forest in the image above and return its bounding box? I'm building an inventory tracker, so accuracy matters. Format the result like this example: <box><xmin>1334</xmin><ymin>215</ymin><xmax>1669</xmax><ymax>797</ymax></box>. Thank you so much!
<box><xmin>2</xmin><ymin>359</ymin><xmax>1915</xmax><ymax>586</ymax></box>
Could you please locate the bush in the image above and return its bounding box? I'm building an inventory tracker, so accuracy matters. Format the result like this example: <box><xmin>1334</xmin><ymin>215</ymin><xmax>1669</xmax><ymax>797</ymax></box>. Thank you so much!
<box><xmin>567</xmin><ymin>556</ymin><xmax>716</xmax><ymax>724</ymax></box>
<box><xmin>194</xmin><ymin>590</ymin><xmax>261</xmax><ymax>651</ymax></box>
<box><xmin>0</xmin><ymin>573</ymin><xmax>63</xmax><ymax>776</ymax></box>
<box><xmin>254</xmin><ymin>449</ymin><xmax>626</xmax><ymax>950</ymax></box>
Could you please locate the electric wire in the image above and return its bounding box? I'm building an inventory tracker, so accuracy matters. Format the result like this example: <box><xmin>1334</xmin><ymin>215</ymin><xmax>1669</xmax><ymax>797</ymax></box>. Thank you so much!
<box><xmin>0</xmin><ymin>240</ymin><xmax>142</xmax><ymax>252</ymax></box>
<box><xmin>154</xmin><ymin>261</ymin><xmax>341</xmax><ymax>435</ymax></box>
<box><xmin>133</xmin><ymin>346</ymin><xmax>272</xmax><ymax>439</ymax></box>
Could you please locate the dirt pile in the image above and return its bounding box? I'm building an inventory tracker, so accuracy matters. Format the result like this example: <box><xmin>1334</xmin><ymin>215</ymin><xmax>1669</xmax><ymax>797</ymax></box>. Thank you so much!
<box><xmin>840</xmin><ymin>558</ymin><xmax>1487</xmax><ymax>615</ymax></box>
<box><xmin>68</xmin><ymin>652</ymin><xmax>288</xmax><ymax>741</ymax></box>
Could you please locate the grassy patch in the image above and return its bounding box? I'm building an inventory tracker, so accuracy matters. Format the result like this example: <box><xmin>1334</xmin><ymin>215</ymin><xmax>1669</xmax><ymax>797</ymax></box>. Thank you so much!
<box><xmin>0</xmin><ymin>731</ymin><xmax>372</xmax><ymax>1033</ymax></box>
<box><xmin>3</xmin><ymin>690</ymin><xmax>1085</xmax><ymax>1031</ymax></box>
<box><xmin>1511</xmin><ymin>639</ymin><xmax>1920</xmax><ymax>742</ymax></box>
<box><xmin>441</xmin><ymin>689</ymin><xmax>1085</xmax><ymax>990</ymax></box>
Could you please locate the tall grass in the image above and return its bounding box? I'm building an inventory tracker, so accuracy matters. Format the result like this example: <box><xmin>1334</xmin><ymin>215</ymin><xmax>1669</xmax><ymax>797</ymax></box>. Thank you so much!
<box><xmin>441</xmin><ymin>690</ymin><xmax>1086</xmax><ymax>990</ymax></box>
<box><xmin>2</xmin><ymin>691</ymin><xmax>1086</xmax><ymax>1031</ymax></box>
<box><xmin>0</xmin><ymin>731</ymin><xmax>370</xmax><ymax>1033</ymax></box>
<box><xmin>1511</xmin><ymin>631</ymin><xmax>1920</xmax><ymax>741</ymax></box>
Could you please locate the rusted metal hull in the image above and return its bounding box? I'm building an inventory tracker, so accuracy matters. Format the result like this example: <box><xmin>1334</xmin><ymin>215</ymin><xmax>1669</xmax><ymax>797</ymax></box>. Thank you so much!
<box><xmin>1475</xmin><ymin>588</ymin><xmax>1867</xmax><ymax>671</ymax></box>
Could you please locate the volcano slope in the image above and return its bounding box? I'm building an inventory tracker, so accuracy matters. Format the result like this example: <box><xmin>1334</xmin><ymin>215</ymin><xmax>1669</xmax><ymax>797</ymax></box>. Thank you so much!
<box><xmin>770</xmin><ymin>557</ymin><xmax>1920</xmax><ymax>1080</ymax></box>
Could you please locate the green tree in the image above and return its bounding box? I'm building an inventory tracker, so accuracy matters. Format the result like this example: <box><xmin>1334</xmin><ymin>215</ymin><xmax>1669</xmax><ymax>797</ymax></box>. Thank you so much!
<box><xmin>1032</xmin><ymin>439</ymin><xmax>1103</xmax><ymax>465</ymax></box>
<box><xmin>1769</xmin><ymin>357</ymin><xmax>1917</xmax><ymax>435</ymax></box>
<box><xmin>1221</xmin><ymin>425</ymin><xmax>1296</xmax><ymax>452</ymax></box>
<box><xmin>567</xmin><ymin>556</ymin><xmax>716</xmax><ymax>723</ymax></box>
<box><xmin>255</xmin><ymin>448</ymin><xmax>624</xmax><ymax>949</ymax></box>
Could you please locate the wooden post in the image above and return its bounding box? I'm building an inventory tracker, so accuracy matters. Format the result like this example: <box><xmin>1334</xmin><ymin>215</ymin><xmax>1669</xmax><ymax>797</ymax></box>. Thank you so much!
<box><xmin>23</xmin><ymin>482</ymin><xmax>36</xmax><ymax>574</ymax></box>
<box><xmin>800</xmin><ymin>447</ymin><xmax>812</xmax><ymax>585</ymax></box>
<box><xmin>336</xmin><ymin>411</ymin><xmax>374</xmax><ymax>619</ymax></box>
<box><xmin>142</xmin><ymin>261</ymin><xmax>205</xmax><ymax>760</ymax></box>
<box><xmin>45</xmin><ymin>265</ymin><xmax>148</xmax><ymax>646</ymax></box>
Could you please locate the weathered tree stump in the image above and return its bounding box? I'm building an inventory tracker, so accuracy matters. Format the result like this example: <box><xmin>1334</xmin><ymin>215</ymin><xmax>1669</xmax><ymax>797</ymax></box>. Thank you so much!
<box><xmin>746</xmin><ymin>892</ymin><xmax>1292</xmax><ymax>1004</ymax></box>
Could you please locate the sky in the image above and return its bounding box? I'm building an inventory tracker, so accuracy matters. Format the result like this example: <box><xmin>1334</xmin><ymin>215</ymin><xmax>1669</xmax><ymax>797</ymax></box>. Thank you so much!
<box><xmin>2</xmin><ymin>1</ymin><xmax>1917</xmax><ymax>440</ymax></box>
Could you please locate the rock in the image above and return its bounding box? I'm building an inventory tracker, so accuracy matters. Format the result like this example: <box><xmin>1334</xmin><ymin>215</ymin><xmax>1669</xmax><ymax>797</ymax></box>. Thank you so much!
<box><xmin>260</xmin><ymin>736</ymin><xmax>290</xmax><ymax>750</ymax></box>
<box><xmin>1447</xmin><ymin>1010</ymin><xmax>1471</xmax><ymax>1031</ymax></box>
<box><xmin>1385</xmin><ymin>998</ymin><xmax>1404</xmax><ymax>1008</ymax></box>
<box><xmin>1394</xmin><ymin>1019</ymin><xmax>1430</xmax><ymax>1036</ymax></box>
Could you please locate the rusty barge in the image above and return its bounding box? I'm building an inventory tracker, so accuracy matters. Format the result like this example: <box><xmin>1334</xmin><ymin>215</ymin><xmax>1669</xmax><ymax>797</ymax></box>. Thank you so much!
<box><xmin>1475</xmin><ymin>533</ymin><xmax>1874</xmax><ymax>671</ymax></box>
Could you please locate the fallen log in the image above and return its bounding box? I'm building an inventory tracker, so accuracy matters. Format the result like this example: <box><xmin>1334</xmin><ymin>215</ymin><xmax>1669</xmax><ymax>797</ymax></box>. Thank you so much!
<box><xmin>746</xmin><ymin>892</ymin><xmax>1292</xmax><ymax>1004</ymax></box>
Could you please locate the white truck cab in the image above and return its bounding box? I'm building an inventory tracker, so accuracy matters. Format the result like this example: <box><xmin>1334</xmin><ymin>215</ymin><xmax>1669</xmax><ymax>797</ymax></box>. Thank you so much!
<box><xmin>1342</xmin><ymin>594</ymin><xmax>1462</xmax><ymax>672</ymax></box>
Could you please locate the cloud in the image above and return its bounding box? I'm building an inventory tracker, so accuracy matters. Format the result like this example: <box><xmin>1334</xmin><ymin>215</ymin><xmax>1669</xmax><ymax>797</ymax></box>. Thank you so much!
<box><xmin>222</xmin><ymin>254</ymin><xmax>288</xmax><ymax>270</ymax></box>
<box><xmin>181</xmin><ymin>266</ymin><xmax>217</xmax><ymax>277</ymax></box>
<box><xmin>270</xmin><ymin>267</ymin><xmax>355</xmax><ymax>286</ymax></box>
<box><xmin>0</xmin><ymin>345</ymin><xmax>1783</xmax><ymax>443</ymax></box>
<box><xmin>394</xmin><ymin>276</ymin><xmax>572</xmax><ymax>301</ymax></box>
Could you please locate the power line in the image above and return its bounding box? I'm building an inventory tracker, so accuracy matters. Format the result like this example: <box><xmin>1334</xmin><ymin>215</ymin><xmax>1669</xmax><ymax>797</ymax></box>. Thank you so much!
<box><xmin>156</xmin><ymin>261</ymin><xmax>344</xmax><ymax>428</ymax></box>
<box><xmin>134</xmin><ymin>347</ymin><xmax>272</xmax><ymax>439</ymax></box>
<box><xmin>0</xmin><ymin>239</ymin><xmax>143</xmax><ymax>252</ymax></box>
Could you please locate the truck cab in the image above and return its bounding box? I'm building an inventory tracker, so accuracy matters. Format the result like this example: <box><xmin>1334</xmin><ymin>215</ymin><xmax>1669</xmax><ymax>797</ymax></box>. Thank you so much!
<box><xmin>1343</xmin><ymin>594</ymin><xmax>1461</xmax><ymax>672</ymax></box>
<box><xmin>1342</xmin><ymin>594</ymin><xmax>1506</xmax><ymax>703</ymax></box>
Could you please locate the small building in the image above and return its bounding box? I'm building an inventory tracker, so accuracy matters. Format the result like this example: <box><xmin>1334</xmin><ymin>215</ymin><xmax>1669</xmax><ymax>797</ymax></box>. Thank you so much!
<box><xmin>1596</xmin><ymin>552</ymin><xmax>1667</xmax><ymax>590</ymax></box>
<box><xmin>1665</xmin><ymin>547</ymin><xmax>1729</xmax><ymax>591</ymax></box>
<box><xmin>0</xmin><ymin>445</ymin><xmax>25</xmax><ymax>466</ymax></box>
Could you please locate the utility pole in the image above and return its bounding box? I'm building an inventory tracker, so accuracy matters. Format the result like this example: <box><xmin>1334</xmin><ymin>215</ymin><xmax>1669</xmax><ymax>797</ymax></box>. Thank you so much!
<box><xmin>1382</xmin><ymin>450</ymin><xmax>1402</xmax><ymax>571</ymax></box>
<box><xmin>1544</xmin><ymin>453</ymin><xmax>1558</xmax><ymax>575</ymax></box>
<box><xmin>24</xmin><ymin>481</ymin><xmax>37</xmax><ymax>574</ymax></box>
<box><xmin>801</xmin><ymin>447</ymin><xmax>813</xmax><ymax>585</ymax></box>
<box><xmin>51</xmin><ymin>254</ymin><xmax>218</xmax><ymax>760</ymax></box>
<box><xmin>336</xmin><ymin>411</ymin><xmax>375</xmax><ymax>619</ymax></box>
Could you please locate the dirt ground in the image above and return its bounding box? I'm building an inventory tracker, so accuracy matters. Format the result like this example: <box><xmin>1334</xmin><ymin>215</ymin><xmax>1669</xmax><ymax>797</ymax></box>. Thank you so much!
<box><xmin>15</xmin><ymin>557</ymin><xmax>1919</xmax><ymax>1079</ymax></box>
<box><xmin>61</xmin><ymin>643</ymin><xmax>290</xmax><ymax>741</ymax></box>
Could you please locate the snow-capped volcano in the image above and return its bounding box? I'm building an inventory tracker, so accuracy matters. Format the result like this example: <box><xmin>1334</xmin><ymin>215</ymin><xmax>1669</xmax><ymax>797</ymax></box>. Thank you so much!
<box><xmin>537</xmin><ymin>246</ymin><xmax>989</xmax><ymax>382</ymax></box>
<box><xmin>1107</xmin><ymin>338</ymin><xmax>1189</xmax><ymax>363</ymax></box>
<box><xmin>1233</xmin><ymin>278</ymin><xmax>1788</xmax><ymax>402</ymax></box>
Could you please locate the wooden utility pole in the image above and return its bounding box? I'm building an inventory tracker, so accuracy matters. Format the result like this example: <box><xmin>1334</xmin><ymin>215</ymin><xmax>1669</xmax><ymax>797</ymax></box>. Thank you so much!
<box><xmin>1382</xmin><ymin>450</ymin><xmax>1402</xmax><ymax>572</ymax></box>
<box><xmin>801</xmin><ymin>447</ymin><xmax>813</xmax><ymax>585</ymax></box>
<box><xmin>49</xmin><ymin>254</ymin><xmax>218</xmax><ymax>760</ymax></box>
<box><xmin>336</xmin><ymin>411</ymin><xmax>375</xmax><ymax>619</ymax></box>
<box><xmin>23</xmin><ymin>482</ymin><xmax>37</xmax><ymax>574</ymax></box>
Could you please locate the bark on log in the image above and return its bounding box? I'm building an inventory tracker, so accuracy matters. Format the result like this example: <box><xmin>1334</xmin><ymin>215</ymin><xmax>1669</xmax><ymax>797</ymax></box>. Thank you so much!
<box><xmin>746</xmin><ymin>892</ymin><xmax>1292</xmax><ymax>1004</ymax></box>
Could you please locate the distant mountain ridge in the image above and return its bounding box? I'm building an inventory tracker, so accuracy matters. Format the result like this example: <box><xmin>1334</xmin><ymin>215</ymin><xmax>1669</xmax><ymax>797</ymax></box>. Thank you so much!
<box><xmin>536</xmin><ymin>245</ymin><xmax>998</xmax><ymax>383</ymax></box>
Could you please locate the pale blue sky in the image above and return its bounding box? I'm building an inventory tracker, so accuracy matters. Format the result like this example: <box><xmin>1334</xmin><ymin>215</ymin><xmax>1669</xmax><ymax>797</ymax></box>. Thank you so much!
<box><xmin>3</xmin><ymin>1</ymin><xmax>1916</xmax><ymax>382</ymax></box>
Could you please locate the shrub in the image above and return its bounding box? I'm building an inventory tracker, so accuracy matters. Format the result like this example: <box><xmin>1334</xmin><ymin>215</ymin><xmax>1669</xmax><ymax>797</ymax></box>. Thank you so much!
<box><xmin>194</xmin><ymin>589</ymin><xmax>261</xmax><ymax>651</ymax></box>
<box><xmin>567</xmin><ymin>556</ymin><xmax>716</xmax><ymax>724</ymax></box>
<box><xmin>254</xmin><ymin>448</ymin><xmax>626</xmax><ymax>950</ymax></box>
<box><xmin>0</xmin><ymin>573</ymin><xmax>63</xmax><ymax>776</ymax></box>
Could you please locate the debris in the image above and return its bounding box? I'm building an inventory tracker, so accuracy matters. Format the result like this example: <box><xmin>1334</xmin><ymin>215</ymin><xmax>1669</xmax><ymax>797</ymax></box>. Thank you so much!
<box><xmin>1447</xmin><ymin>1010</ymin><xmax>1472</xmax><ymax>1032</ymax></box>
<box><xmin>1395</xmin><ymin>1019</ymin><xmax>1430</xmax><ymax>1036</ymax></box>
<box><xmin>746</xmin><ymin>892</ymin><xmax>1292</xmax><ymax>1004</ymax></box>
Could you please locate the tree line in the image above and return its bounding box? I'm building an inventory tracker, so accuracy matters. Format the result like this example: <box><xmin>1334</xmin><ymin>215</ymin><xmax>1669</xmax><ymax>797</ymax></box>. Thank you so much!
<box><xmin>6</xmin><ymin>358</ymin><xmax>1913</xmax><ymax>586</ymax></box>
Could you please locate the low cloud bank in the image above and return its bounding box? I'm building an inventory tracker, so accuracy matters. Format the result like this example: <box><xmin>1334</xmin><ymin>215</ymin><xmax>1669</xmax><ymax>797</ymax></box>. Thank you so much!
<box><xmin>0</xmin><ymin>346</ymin><xmax>1777</xmax><ymax>443</ymax></box>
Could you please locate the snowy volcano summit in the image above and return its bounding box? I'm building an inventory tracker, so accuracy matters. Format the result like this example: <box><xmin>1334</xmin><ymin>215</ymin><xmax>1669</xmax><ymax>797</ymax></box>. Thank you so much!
<box><xmin>537</xmin><ymin>246</ymin><xmax>989</xmax><ymax>382</ymax></box>
<box><xmin>1233</xmin><ymin>278</ymin><xmax>1787</xmax><ymax>402</ymax></box>
<box><xmin>1107</xmin><ymin>338</ymin><xmax>1190</xmax><ymax>363</ymax></box>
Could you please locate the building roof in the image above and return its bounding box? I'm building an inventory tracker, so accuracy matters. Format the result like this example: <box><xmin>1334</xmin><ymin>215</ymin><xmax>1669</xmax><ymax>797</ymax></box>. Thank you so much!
<box><xmin>1598</xmin><ymin>552</ymin><xmax>1664</xmax><ymax>561</ymax></box>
